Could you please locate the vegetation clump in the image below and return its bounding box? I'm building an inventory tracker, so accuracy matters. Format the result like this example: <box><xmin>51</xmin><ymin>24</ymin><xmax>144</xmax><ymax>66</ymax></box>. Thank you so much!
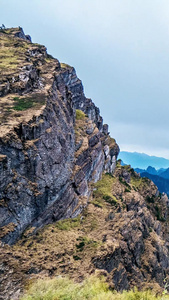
<box><xmin>130</xmin><ymin>175</ymin><xmax>150</xmax><ymax>191</ymax></box>
<box><xmin>21</xmin><ymin>275</ymin><xmax>169</xmax><ymax>300</ymax></box>
<box><xmin>119</xmin><ymin>177</ymin><xmax>131</xmax><ymax>190</ymax></box>
<box><xmin>76</xmin><ymin>236</ymin><xmax>99</xmax><ymax>252</ymax></box>
<box><xmin>93</xmin><ymin>173</ymin><xmax>117</xmax><ymax>207</ymax></box>
<box><xmin>76</xmin><ymin>109</ymin><xmax>86</xmax><ymax>120</ymax></box>
<box><xmin>11</xmin><ymin>96</ymin><xmax>46</xmax><ymax>111</ymax></box>
<box><xmin>55</xmin><ymin>216</ymin><xmax>81</xmax><ymax>231</ymax></box>
<box><xmin>12</xmin><ymin>97</ymin><xmax>35</xmax><ymax>111</ymax></box>
<box><xmin>0</xmin><ymin>33</ymin><xmax>29</xmax><ymax>74</ymax></box>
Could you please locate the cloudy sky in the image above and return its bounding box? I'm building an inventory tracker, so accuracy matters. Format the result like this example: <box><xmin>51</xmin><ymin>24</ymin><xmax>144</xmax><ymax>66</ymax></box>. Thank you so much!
<box><xmin>1</xmin><ymin>0</ymin><xmax>169</xmax><ymax>158</ymax></box>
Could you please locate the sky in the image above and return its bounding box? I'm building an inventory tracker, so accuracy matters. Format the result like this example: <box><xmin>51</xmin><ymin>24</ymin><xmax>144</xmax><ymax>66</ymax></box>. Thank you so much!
<box><xmin>1</xmin><ymin>0</ymin><xmax>169</xmax><ymax>158</ymax></box>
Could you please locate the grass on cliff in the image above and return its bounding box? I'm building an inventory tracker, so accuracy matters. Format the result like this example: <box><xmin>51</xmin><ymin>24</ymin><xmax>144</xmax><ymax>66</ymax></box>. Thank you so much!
<box><xmin>55</xmin><ymin>216</ymin><xmax>81</xmax><ymax>230</ymax></box>
<box><xmin>93</xmin><ymin>173</ymin><xmax>117</xmax><ymax>208</ymax></box>
<box><xmin>21</xmin><ymin>275</ymin><xmax>168</xmax><ymax>300</ymax></box>
<box><xmin>130</xmin><ymin>176</ymin><xmax>150</xmax><ymax>190</ymax></box>
<box><xmin>0</xmin><ymin>34</ymin><xmax>29</xmax><ymax>73</ymax></box>
<box><xmin>76</xmin><ymin>109</ymin><xmax>86</xmax><ymax>120</ymax></box>
<box><xmin>11</xmin><ymin>95</ymin><xmax>46</xmax><ymax>111</ymax></box>
<box><xmin>60</xmin><ymin>62</ymin><xmax>72</xmax><ymax>69</ymax></box>
<box><xmin>12</xmin><ymin>97</ymin><xmax>35</xmax><ymax>111</ymax></box>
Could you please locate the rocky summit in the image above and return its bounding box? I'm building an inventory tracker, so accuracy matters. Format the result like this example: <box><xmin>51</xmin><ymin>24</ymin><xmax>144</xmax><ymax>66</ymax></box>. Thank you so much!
<box><xmin>0</xmin><ymin>27</ymin><xmax>169</xmax><ymax>300</ymax></box>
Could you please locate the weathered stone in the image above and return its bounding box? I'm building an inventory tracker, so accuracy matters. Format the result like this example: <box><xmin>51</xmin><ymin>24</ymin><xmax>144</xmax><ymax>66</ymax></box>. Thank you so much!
<box><xmin>103</xmin><ymin>124</ymin><xmax>109</xmax><ymax>135</ymax></box>
<box><xmin>0</xmin><ymin>28</ymin><xmax>119</xmax><ymax>245</ymax></box>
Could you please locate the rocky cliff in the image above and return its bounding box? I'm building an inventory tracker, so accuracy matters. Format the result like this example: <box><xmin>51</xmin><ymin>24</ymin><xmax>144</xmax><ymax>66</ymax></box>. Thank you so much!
<box><xmin>0</xmin><ymin>27</ymin><xmax>119</xmax><ymax>245</ymax></box>
<box><xmin>1</xmin><ymin>27</ymin><xmax>169</xmax><ymax>300</ymax></box>
<box><xmin>1</xmin><ymin>164</ymin><xmax>169</xmax><ymax>300</ymax></box>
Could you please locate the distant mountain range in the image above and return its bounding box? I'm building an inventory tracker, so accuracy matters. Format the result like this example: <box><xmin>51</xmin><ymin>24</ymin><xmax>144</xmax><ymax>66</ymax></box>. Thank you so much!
<box><xmin>134</xmin><ymin>166</ymin><xmax>169</xmax><ymax>195</ymax></box>
<box><xmin>119</xmin><ymin>152</ymin><xmax>169</xmax><ymax>195</ymax></box>
<box><xmin>119</xmin><ymin>151</ymin><xmax>169</xmax><ymax>169</ymax></box>
<box><xmin>140</xmin><ymin>173</ymin><xmax>169</xmax><ymax>195</ymax></box>
<box><xmin>134</xmin><ymin>166</ymin><xmax>169</xmax><ymax>178</ymax></box>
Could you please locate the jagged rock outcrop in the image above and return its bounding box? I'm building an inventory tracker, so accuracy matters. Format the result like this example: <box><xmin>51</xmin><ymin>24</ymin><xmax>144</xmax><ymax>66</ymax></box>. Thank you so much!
<box><xmin>1</xmin><ymin>165</ymin><xmax>169</xmax><ymax>300</ymax></box>
<box><xmin>1</xmin><ymin>27</ymin><xmax>169</xmax><ymax>300</ymax></box>
<box><xmin>0</xmin><ymin>27</ymin><xmax>119</xmax><ymax>244</ymax></box>
<box><xmin>14</xmin><ymin>27</ymin><xmax>32</xmax><ymax>42</ymax></box>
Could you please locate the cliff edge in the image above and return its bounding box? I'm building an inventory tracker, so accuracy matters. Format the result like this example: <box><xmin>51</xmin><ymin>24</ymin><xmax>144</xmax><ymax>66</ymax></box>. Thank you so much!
<box><xmin>0</xmin><ymin>27</ymin><xmax>119</xmax><ymax>245</ymax></box>
<box><xmin>1</xmin><ymin>27</ymin><xmax>169</xmax><ymax>300</ymax></box>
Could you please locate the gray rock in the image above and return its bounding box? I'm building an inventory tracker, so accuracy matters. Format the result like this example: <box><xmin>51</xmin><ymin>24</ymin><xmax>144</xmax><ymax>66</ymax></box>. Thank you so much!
<box><xmin>0</xmin><ymin>32</ymin><xmax>119</xmax><ymax>245</ymax></box>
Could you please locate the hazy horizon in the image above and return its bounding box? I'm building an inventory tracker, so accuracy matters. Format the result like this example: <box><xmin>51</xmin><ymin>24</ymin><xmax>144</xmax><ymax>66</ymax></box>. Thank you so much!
<box><xmin>120</xmin><ymin>151</ymin><xmax>169</xmax><ymax>159</ymax></box>
<box><xmin>119</xmin><ymin>150</ymin><xmax>169</xmax><ymax>169</ymax></box>
<box><xmin>1</xmin><ymin>0</ymin><xmax>169</xmax><ymax>159</ymax></box>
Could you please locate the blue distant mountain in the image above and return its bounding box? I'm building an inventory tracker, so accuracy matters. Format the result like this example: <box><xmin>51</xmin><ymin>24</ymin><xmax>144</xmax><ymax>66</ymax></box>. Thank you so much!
<box><xmin>140</xmin><ymin>172</ymin><xmax>169</xmax><ymax>195</ymax></box>
<box><xmin>119</xmin><ymin>152</ymin><xmax>169</xmax><ymax>194</ymax></box>
<box><xmin>119</xmin><ymin>151</ymin><xmax>169</xmax><ymax>169</ymax></box>
<box><xmin>159</xmin><ymin>168</ymin><xmax>169</xmax><ymax>179</ymax></box>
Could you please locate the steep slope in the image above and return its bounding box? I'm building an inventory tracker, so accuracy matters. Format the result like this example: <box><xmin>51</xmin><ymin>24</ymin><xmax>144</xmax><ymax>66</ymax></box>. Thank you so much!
<box><xmin>134</xmin><ymin>167</ymin><xmax>169</xmax><ymax>195</ymax></box>
<box><xmin>140</xmin><ymin>172</ymin><xmax>169</xmax><ymax>196</ymax></box>
<box><xmin>0</xmin><ymin>27</ymin><xmax>119</xmax><ymax>245</ymax></box>
<box><xmin>1</xmin><ymin>164</ymin><xmax>169</xmax><ymax>299</ymax></box>
<box><xmin>1</xmin><ymin>27</ymin><xmax>169</xmax><ymax>300</ymax></box>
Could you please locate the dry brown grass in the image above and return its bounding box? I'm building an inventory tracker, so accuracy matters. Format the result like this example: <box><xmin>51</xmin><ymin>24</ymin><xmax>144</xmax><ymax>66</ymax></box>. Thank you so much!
<box><xmin>0</xmin><ymin>29</ymin><xmax>59</xmax><ymax>137</ymax></box>
<box><xmin>0</xmin><ymin>222</ymin><xmax>16</xmax><ymax>239</ymax></box>
<box><xmin>75</xmin><ymin>114</ymin><xmax>99</xmax><ymax>158</ymax></box>
<box><xmin>0</xmin><ymin>167</ymin><xmax>168</xmax><ymax>296</ymax></box>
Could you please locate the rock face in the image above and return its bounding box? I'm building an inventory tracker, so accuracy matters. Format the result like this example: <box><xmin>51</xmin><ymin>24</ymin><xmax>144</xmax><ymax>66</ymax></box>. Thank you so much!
<box><xmin>0</xmin><ymin>28</ymin><xmax>119</xmax><ymax>244</ymax></box>
<box><xmin>14</xmin><ymin>27</ymin><xmax>32</xmax><ymax>42</ymax></box>
<box><xmin>93</xmin><ymin>194</ymin><xmax>169</xmax><ymax>291</ymax></box>
<box><xmin>1</xmin><ymin>27</ymin><xmax>169</xmax><ymax>300</ymax></box>
<box><xmin>1</xmin><ymin>165</ymin><xmax>169</xmax><ymax>300</ymax></box>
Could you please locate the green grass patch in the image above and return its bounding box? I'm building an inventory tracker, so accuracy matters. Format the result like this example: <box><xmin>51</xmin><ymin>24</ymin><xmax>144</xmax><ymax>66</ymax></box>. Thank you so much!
<box><xmin>76</xmin><ymin>236</ymin><xmax>100</xmax><ymax>252</ymax></box>
<box><xmin>76</xmin><ymin>109</ymin><xmax>86</xmax><ymax>120</ymax></box>
<box><xmin>130</xmin><ymin>176</ymin><xmax>149</xmax><ymax>191</ymax></box>
<box><xmin>55</xmin><ymin>216</ymin><xmax>81</xmax><ymax>231</ymax></box>
<box><xmin>0</xmin><ymin>49</ymin><xmax>19</xmax><ymax>70</ymax></box>
<box><xmin>21</xmin><ymin>275</ymin><xmax>168</xmax><ymax>300</ymax></box>
<box><xmin>12</xmin><ymin>97</ymin><xmax>35</xmax><ymax>111</ymax></box>
<box><xmin>12</xmin><ymin>96</ymin><xmax>46</xmax><ymax>111</ymax></box>
<box><xmin>0</xmin><ymin>35</ymin><xmax>29</xmax><ymax>73</ymax></box>
<box><xmin>93</xmin><ymin>173</ymin><xmax>117</xmax><ymax>207</ymax></box>
<box><xmin>92</xmin><ymin>199</ymin><xmax>103</xmax><ymax>208</ymax></box>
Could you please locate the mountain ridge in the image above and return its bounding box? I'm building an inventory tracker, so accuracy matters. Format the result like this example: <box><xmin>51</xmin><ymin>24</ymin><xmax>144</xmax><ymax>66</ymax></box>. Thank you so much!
<box><xmin>1</xmin><ymin>27</ymin><xmax>169</xmax><ymax>300</ymax></box>
<box><xmin>119</xmin><ymin>151</ymin><xmax>169</xmax><ymax>169</ymax></box>
<box><xmin>0</xmin><ymin>27</ymin><xmax>119</xmax><ymax>245</ymax></box>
